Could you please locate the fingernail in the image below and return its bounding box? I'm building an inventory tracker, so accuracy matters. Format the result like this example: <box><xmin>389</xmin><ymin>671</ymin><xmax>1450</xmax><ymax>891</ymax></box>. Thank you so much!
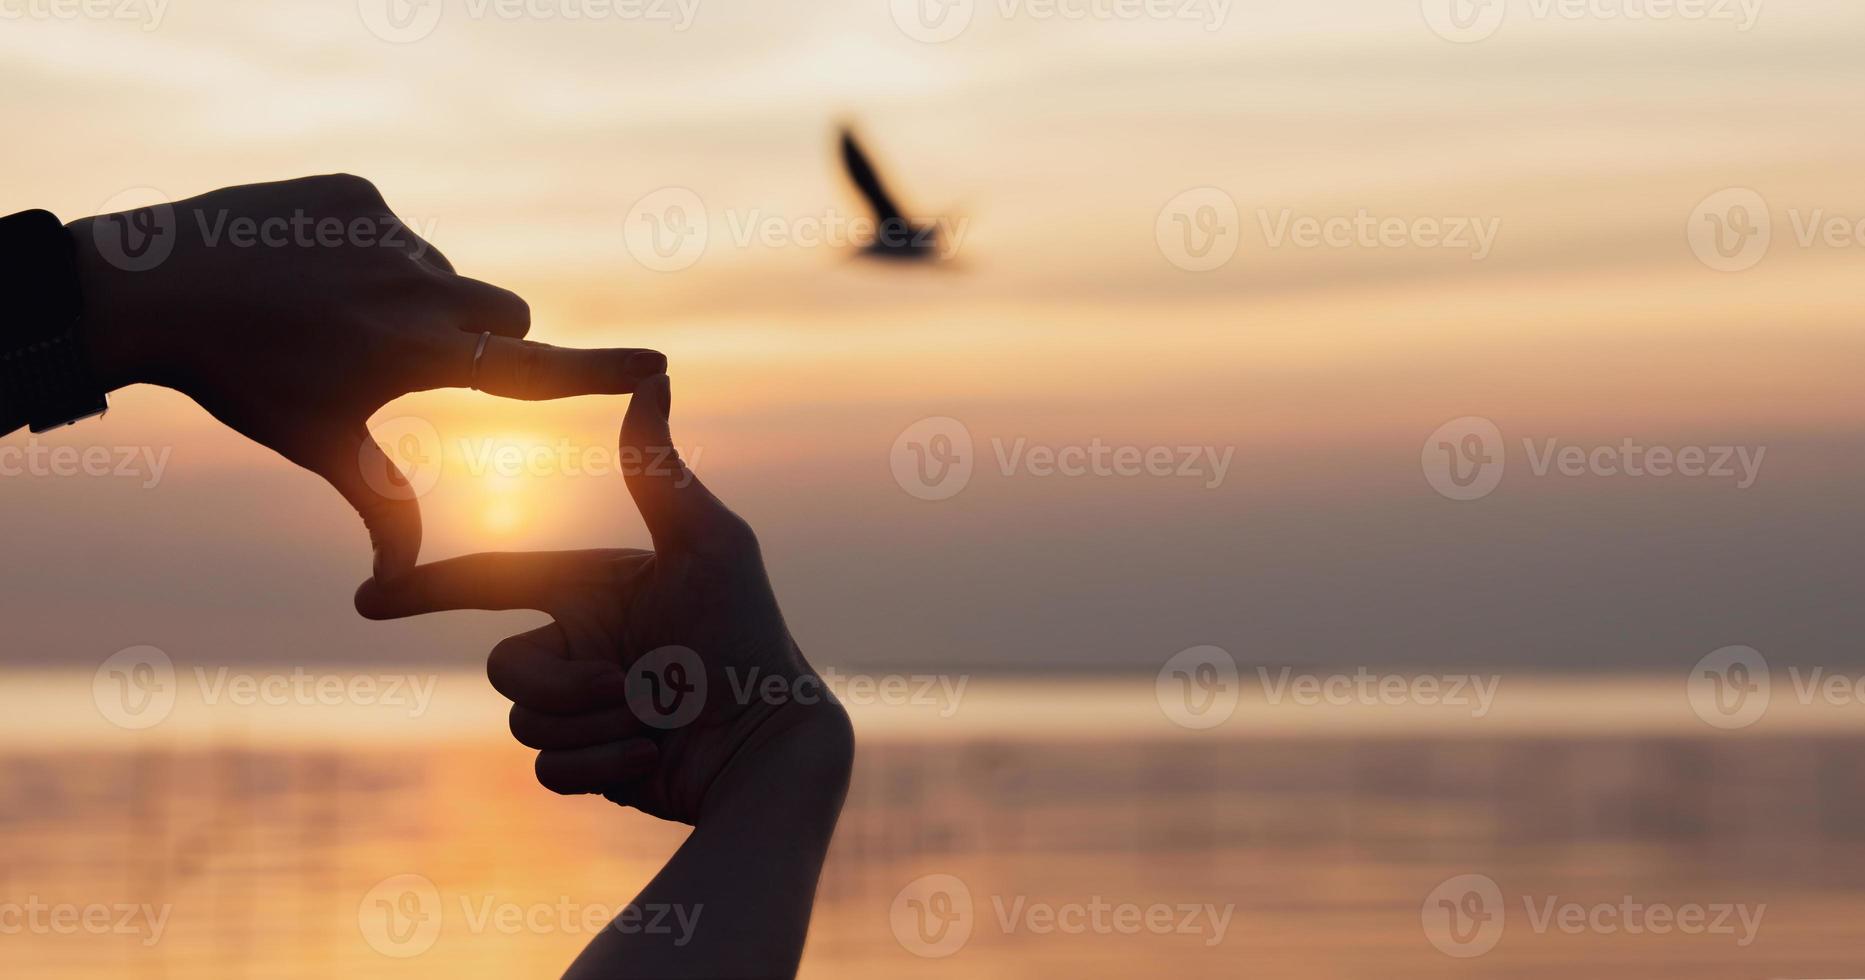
<box><xmin>626</xmin><ymin>351</ymin><xmax>667</xmax><ymax>376</ymax></box>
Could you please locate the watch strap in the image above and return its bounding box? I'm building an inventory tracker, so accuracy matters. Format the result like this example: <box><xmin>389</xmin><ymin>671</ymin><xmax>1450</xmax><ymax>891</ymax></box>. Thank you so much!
<box><xmin>0</xmin><ymin>209</ymin><xmax>108</xmax><ymax>434</ymax></box>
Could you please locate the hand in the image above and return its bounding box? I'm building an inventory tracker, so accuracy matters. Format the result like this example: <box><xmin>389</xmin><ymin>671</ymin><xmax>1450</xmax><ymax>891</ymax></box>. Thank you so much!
<box><xmin>68</xmin><ymin>174</ymin><xmax>666</xmax><ymax>579</ymax></box>
<box><xmin>354</xmin><ymin>374</ymin><xmax>851</xmax><ymax>825</ymax></box>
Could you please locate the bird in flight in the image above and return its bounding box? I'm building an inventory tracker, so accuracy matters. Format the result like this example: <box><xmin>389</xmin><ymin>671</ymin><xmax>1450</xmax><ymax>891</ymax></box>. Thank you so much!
<box><xmin>839</xmin><ymin>126</ymin><xmax>944</xmax><ymax>262</ymax></box>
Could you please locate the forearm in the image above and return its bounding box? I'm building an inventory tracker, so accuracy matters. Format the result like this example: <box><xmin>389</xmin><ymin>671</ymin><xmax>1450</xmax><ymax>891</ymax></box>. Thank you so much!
<box><xmin>565</xmin><ymin>703</ymin><xmax>855</xmax><ymax>980</ymax></box>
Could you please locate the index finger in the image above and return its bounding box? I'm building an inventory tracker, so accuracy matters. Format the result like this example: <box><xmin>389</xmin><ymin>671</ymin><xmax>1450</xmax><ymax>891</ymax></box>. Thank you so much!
<box><xmin>454</xmin><ymin>332</ymin><xmax>667</xmax><ymax>400</ymax></box>
<box><xmin>487</xmin><ymin>624</ymin><xmax>632</xmax><ymax>714</ymax></box>
<box><xmin>353</xmin><ymin>549</ymin><xmax>643</xmax><ymax>620</ymax></box>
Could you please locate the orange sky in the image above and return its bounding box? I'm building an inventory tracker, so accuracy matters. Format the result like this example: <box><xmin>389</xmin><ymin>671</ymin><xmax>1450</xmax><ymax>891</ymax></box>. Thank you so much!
<box><xmin>5</xmin><ymin>0</ymin><xmax>1865</xmax><ymax>676</ymax></box>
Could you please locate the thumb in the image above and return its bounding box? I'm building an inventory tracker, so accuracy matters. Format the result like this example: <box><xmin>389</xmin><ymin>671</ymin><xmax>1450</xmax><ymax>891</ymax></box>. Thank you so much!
<box><xmin>313</xmin><ymin>425</ymin><xmax>424</xmax><ymax>582</ymax></box>
<box><xmin>620</xmin><ymin>373</ymin><xmax>734</xmax><ymax>553</ymax></box>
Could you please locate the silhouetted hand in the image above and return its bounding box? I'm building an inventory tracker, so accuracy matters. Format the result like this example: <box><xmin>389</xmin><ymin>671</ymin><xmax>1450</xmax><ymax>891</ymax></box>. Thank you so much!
<box><xmin>354</xmin><ymin>374</ymin><xmax>849</xmax><ymax>825</ymax></box>
<box><xmin>69</xmin><ymin>174</ymin><xmax>665</xmax><ymax>579</ymax></box>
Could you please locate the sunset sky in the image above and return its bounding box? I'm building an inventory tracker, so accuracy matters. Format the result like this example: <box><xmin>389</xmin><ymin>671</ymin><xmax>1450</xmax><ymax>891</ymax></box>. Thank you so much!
<box><xmin>6</xmin><ymin>0</ymin><xmax>1865</xmax><ymax>675</ymax></box>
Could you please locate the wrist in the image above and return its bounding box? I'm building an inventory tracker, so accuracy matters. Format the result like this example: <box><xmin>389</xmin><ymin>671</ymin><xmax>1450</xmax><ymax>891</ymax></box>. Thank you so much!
<box><xmin>748</xmin><ymin>699</ymin><xmax>855</xmax><ymax>786</ymax></box>
<box><xmin>774</xmin><ymin>698</ymin><xmax>857</xmax><ymax>780</ymax></box>
<box><xmin>65</xmin><ymin>215</ymin><xmax>150</xmax><ymax>392</ymax></box>
<box><xmin>704</xmin><ymin>697</ymin><xmax>855</xmax><ymax>822</ymax></box>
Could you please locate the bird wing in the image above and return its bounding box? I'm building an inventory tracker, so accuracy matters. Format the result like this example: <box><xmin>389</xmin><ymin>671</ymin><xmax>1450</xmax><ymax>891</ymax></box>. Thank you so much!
<box><xmin>840</xmin><ymin>129</ymin><xmax>907</xmax><ymax>225</ymax></box>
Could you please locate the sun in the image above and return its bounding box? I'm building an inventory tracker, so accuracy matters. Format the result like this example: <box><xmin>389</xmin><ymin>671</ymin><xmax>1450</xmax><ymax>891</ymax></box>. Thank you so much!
<box><xmin>475</xmin><ymin>435</ymin><xmax>540</xmax><ymax>537</ymax></box>
<box><xmin>480</xmin><ymin>497</ymin><xmax>528</xmax><ymax>536</ymax></box>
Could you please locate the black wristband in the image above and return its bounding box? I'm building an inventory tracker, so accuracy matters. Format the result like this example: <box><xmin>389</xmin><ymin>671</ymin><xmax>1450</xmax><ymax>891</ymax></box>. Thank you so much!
<box><xmin>0</xmin><ymin>209</ymin><xmax>108</xmax><ymax>435</ymax></box>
